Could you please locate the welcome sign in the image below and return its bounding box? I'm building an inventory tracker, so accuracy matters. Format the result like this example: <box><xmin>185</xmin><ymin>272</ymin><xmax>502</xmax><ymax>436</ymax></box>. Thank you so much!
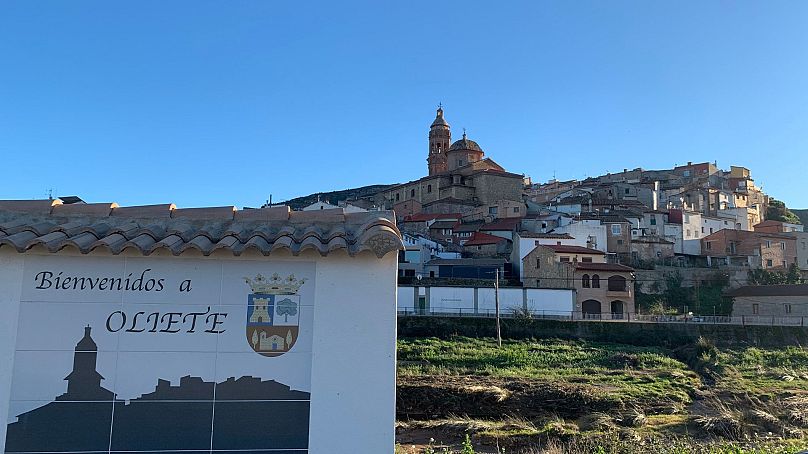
<box><xmin>5</xmin><ymin>255</ymin><xmax>316</xmax><ymax>454</ymax></box>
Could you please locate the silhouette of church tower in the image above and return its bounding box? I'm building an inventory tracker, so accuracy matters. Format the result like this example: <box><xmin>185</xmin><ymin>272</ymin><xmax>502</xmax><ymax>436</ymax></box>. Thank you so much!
<box><xmin>58</xmin><ymin>326</ymin><xmax>114</xmax><ymax>401</ymax></box>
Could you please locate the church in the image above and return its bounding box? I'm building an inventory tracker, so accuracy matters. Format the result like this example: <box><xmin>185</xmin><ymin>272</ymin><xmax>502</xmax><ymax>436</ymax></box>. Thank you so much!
<box><xmin>383</xmin><ymin>107</ymin><xmax>526</xmax><ymax>218</ymax></box>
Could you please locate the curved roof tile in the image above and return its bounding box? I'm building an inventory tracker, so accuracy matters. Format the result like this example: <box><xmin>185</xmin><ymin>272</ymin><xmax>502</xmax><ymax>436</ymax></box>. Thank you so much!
<box><xmin>0</xmin><ymin>201</ymin><xmax>401</xmax><ymax>259</ymax></box>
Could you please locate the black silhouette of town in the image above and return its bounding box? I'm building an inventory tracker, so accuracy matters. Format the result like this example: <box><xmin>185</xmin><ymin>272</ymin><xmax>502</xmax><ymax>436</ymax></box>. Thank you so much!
<box><xmin>5</xmin><ymin>326</ymin><xmax>311</xmax><ymax>453</ymax></box>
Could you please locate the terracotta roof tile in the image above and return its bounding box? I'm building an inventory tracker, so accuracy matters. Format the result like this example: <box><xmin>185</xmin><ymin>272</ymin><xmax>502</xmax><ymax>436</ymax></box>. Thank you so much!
<box><xmin>111</xmin><ymin>204</ymin><xmax>176</xmax><ymax>218</ymax></box>
<box><xmin>727</xmin><ymin>284</ymin><xmax>808</xmax><ymax>297</ymax></box>
<box><xmin>52</xmin><ymin>203</ymin><xmax>118</xmax><ymax>217</ymax></box>
<box><xmin>0</xmin><ymin>200</ymin><xmax>402</xmax><ymax>259</ymax></box>
<box><xmin>544</xmin><ymin>245</ymin><xmax>606</xmax><ymax>255</ymax></box>
<box><xmin>575</xmin><ymin>262</ymin><xmax>634</xmax><ymax>272</ymax></box>
<box><xmin>464</xmin><ymin>232</ymin><xmax>508</xmax><ymax>246</ymax></box>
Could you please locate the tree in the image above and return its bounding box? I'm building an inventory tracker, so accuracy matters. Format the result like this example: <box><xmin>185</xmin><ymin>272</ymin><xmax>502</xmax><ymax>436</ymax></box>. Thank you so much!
<box><xmin>748</xmin><ymin>264</ymin><xmax>802</xmax><ymax>285</ymax></box>
<box><xmin>786</xmin><ymin>263</ymin><xmax>803</xmax><ymax>284</ymax></box>
<box><xmin>275</xmin><ymin>298</ymin><xmax>298</xmax><ymax>322</ymax></box>
<box><xmin>766</xmin><ymin>199</ymin><xmax>802</xmax><ymax>224</ymax></box>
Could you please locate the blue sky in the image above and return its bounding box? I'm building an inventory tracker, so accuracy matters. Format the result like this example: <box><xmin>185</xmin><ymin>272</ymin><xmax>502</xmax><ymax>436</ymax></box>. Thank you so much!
<box><xmin>1</xmin><ymin>1</ymin><xmax>807</xmax><ymax>208</ymax></box>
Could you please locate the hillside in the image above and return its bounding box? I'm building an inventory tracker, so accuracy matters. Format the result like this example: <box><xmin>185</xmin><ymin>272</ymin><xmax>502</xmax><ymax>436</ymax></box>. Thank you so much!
<box><xmin>395</xmin><ymin>333</ymin><xmax>808</xmax><ymax>453</ymax></box>
<box><xmin>793</xmin><ymin>209</ymin><xmax>808</xmax><ymax>226</ymax></box>
<box><xmin>280</xmin><ymin>183</ymin><xmax>396</xmax><ymax>210</ymax></box>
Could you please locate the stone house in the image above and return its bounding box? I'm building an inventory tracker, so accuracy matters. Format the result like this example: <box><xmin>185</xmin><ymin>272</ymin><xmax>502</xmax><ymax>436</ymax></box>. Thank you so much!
<box><xmin>701</xmin><ymin>229</ymin><xmax>797</xmax><ymax>269</ymax></box>
<box><xmin>728</xmin><ymin>284</ymin><xmax>808</xmax><ymax>318</ymax></box>
<box><xmin>522</xmin><ymin>245</ymin><xmax>635</xmax><ymax>318</ymax></box>
<box><xmin>462</xmin><ymin>232</ymin><xmax>510</xmax><ymax>258</ymax></box>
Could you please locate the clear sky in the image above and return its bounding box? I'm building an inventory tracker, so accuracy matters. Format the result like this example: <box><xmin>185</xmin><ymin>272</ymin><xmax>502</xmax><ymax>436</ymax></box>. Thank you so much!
<box><xmin>1</xmin><ymin>1</ymin><xmax>807</xmax><ymax>209</ymax></box>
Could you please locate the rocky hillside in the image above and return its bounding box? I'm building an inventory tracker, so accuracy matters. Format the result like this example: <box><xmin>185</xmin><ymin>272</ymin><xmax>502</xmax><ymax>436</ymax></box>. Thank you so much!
<box><xmin>280</xmin><ymin>183</ymin><xmax>396</xmax><ymax>210</ymax></box>
<box><xmin>793</xmin><ymin>209</ymin><xmax>808</xmax><ymax>226</ymax></box>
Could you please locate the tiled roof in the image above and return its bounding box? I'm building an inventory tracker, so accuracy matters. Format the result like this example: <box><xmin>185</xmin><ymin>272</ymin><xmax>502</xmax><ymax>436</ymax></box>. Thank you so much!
<box><xmin>726</xmin><ymin>284</ymin><xmax>808</xmax><ymax>297</ymax></box>
<box><xmin>429</xmin><ymin>220</ymin><xmax>458</xmax><ymax>230</ymax></box>
<box><xmin>543</xmin><ymin>245</ymin><xmax>605</xmax><ymax>255</ymax></box>
<box><xmin>401</xmin><ymin>213</ymin><xmax>462</xmax><ymax>223</ymax></box>
<box><xmin>480</xmin><ymin>218</ymin><xmax>521</xmax><ymax>231</ymax></box>
<box><xmin>453</xmin><ymin>221</ymin><xmax>484</xmax><ymax>233</ymax></box>
<box><xmin>463</xmin><ymin>232</ymin><xmax>507</xmax><ymax>246</ymax></box>
<box><xmin>575</xmin><ymin>262</ymin><xmax>634</xmax><ymax>272</ymax></box>
<box><xmin>0</xmin><ymin>199</ymin><xmax>402</xmax><ymax>258</ymax></box>
<box><xmin>518</xmin><ymin>232</ymin><xmax>574</xmax><ymax>239</ymax></box>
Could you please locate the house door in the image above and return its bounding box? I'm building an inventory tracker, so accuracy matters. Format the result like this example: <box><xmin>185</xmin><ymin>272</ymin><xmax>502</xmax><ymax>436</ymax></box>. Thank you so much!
<box><xmin>417</xmin><ymin>296</ymin><xmax>427</xmax><ymax>315</ymax></box>
<box><xmin>611</xmin><ymin>300</ymin><xmax>624</xmax><ymax>319</ymax></box>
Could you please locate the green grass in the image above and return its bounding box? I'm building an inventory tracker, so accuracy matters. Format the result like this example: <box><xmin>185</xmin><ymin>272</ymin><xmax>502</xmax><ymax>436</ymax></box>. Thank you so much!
<box><xmin>712</xmin><ymin>346</ymin><xmax>808</xmax><ymax>396</ymax></box>
<box><xmin>398</xmin><ymin>337</ymin><xmax>701</xmax><ymax>405</ymax></box>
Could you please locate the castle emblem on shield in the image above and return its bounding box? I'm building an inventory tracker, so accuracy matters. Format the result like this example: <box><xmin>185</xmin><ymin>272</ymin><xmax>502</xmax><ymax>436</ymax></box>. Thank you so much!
<box><xmin>244</xmin><ymin>273</ymin><xmax>306</xmax><ymax>357</ymax></box>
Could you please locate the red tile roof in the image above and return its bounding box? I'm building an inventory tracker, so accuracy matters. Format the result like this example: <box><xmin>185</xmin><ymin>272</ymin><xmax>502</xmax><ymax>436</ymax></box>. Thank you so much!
<box><xmin>480</xmin><ymin>218</ymin><xmax>521</xmax><ymax>231</ymax></box>
<box><xmin>463</xmin><ymin>232</ymin><xmax>508</xmax><ymax>246</ymax></box>
<box><xmin>575</xmin><ymin>262</ymin><xmax>634</xmax><ymax>272</ymax></box>
<box><xmin>543</xmin><ymin>245</ymin><xmax>605</xmax><ymax>255</ymax></box>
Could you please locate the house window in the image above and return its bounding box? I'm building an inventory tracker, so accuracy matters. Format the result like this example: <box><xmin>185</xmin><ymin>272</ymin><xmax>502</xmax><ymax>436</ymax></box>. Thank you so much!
<box><xmin>781</xmin><ymin>242</ymin><xmax>786</xmax><ymax>250</ymax></box>
<box><xmin>706</xmin><ymin>242</ymin><xmax>712</xmax><ymax>250</ymax></box>
<box><xmin>536</xmin><ymin>258</ymin><xmax>540</xmax><ymax>269</ymax></box>
<box><xmin>427</xmin><ymin>184</ymin><xmax>432</xmax><ymax>193</ymax></box>
<box><xmin>592</xmin><ymin>274</ymin><xmax>600</xmax><ymax>288</ymax></box>
<box><xmin>611</xmin><ymin>224</ymin><xmax>622</xmax><ymax>235</ymax></box>
<box><xmin>513</xmin><ymin>207</ymin><xmax>520</xmax><ymax>213</ymax></box>
<box><xmin>581</xmin><ymin>257</ymin><xmax>593</xmax><ymax>263</ymax></box>
<box><xmin>395</xmin><ymin>193</ymin><xmax>400</xmax><ymax>201</ymax></box>
<box><xmin>617</xmin><ymin>239</ymin><xmax>624</xmax><ymax>245</ymax></box>
<box><xmin>765</xmin><ymin>240</ymin><xmax>771</xmax><ymax>248</ymax></box>
<box><xmin>489</xmin><ymin>207</ymin><xmax>498</xmax><ymax>215</ymax></box>
<box><xmin>701</xmin><ymin>227</ymin><xmax>705</xmax><ymax>233</ymax></box>
<box><xmin>608</xmin><ymin>275</ymin><xmax>627</xmax><ymax>291</ymax></box>
<box><xmin>650</xmin><ymin>217</ymin><xmax>657</xmax><ymax>225</ymax></box>
<box><xmin>582</xmin><ymin>274</ymin><xmax>591</xmax><ymax>288</ymax></box>
<box><xmin>785</xmin><ymin>303</ymin><xmax>792</xmax><ymax>314</ymax></box>
<box><xmin>709</xmin><ymin>228</ymin><xmax>713</xmax><ymax>234</ymax></box>
<box><xmin>560</xmin><ymin>257</ymin><xmax>570</xmax><ymax>263</ymax></box>
<box><xmin>752</xmin><ymin>303</ymin><xmax>759</xmax><ymax>315</ymax></box>
<box><xmin>686</xmin><ymin>229</ymin><xmax>691</xmax><ymax>238</ymax></box>
<box><xmin>410</xmin><ymin>189</ymin><xmax>415</xmax><ymax>197</ymax></box>
<box><xmin>766</xmin><ymin>259</ymin><xmax>773</xmax><ymax>267</ymax></box>
<box><xmin>625</xmin><ymin>188</ymin><xmax>630</xmax><ymax>194</ymax></box>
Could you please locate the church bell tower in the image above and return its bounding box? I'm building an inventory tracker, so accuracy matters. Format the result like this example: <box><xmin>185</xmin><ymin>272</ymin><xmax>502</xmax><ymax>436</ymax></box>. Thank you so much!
<box><xmin>427</xmin><ymin>105</ymin><xmax>451</xmax><ymax>175</ymax></box>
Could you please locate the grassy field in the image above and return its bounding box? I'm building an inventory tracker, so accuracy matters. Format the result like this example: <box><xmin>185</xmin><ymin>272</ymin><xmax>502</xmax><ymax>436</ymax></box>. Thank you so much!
<box><xmin>396</xmin><ymin>336</ymin><xmax>808</xmax><ymax>454</ymax></box>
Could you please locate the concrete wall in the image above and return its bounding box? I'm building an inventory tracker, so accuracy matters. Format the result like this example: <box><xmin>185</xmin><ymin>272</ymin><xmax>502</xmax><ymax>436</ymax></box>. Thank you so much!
<box><xmin>399</xmin><ymin>286</ymin><xmax>574</xmax><ymax>316</ymax></box>
<box><xmin>398</xmin><ymin>316</ymin><xmax>808</xmax><ymax>348</ymax></box>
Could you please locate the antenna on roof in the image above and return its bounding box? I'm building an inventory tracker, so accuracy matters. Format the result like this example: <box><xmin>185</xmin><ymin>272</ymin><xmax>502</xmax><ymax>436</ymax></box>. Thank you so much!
<box><xmin>46</xmin><ymin>188</ymin><xmax>53</xmax><ymax>201</ymax></box>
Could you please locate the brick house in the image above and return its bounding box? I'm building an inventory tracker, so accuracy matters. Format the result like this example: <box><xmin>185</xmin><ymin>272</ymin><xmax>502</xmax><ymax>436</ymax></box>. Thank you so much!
<box><xmin>701</xmin><ymin>229</ymin><xmax>797</xmax><ymax>269</ymax></box>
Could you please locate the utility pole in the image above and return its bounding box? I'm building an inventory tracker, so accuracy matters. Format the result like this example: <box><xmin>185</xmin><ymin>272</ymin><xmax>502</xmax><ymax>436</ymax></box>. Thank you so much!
<box><xmin>495</xmin><ymin>269</ymin><xmax>502</xmax><ymax>348</ymax></box>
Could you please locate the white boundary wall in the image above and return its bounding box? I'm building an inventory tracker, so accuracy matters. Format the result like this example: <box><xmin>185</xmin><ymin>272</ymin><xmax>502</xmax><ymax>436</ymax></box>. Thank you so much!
<box><xmin>398</xmin><ymin>286</ymin><xmax>574</xmax><ymax>316</ymax></box>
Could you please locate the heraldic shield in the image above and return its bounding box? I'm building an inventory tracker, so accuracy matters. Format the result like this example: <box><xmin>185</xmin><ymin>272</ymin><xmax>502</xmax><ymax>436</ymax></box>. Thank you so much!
<box><xmin>244</xmin><ymin>273</ymin><xmax>306</xmax><ymax>357</ymax></box>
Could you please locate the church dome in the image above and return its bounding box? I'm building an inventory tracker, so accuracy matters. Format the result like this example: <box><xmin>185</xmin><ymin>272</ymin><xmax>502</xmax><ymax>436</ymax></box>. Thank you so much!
<box><xmin>448</xmin><ymin>134</ymin><xmax>483</xmax><ymax>153</ymax></box>
<box><xmin>431</xmin><ymin>107</ymin><xmax>449</xmax><ymax>127</ymax></box>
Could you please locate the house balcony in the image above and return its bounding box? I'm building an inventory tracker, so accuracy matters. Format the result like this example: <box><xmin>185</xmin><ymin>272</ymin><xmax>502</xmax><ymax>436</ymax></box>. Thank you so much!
<box><xmin>606</xmin><ymin>289</ymin><xmax>632</xmax><ymax>298</ymax></box>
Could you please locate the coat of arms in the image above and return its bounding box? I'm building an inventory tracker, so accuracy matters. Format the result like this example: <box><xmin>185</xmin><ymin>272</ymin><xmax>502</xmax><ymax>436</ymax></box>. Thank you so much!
<box><xmin>244</xmin><ymin>273</ymin><xmax>306</xmax><ymax>357</ymax></box>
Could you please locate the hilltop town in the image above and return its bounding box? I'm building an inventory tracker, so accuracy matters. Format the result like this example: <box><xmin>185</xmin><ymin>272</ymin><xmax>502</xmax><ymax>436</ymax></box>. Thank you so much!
<box><xmin>288</xmin><ymin>107</ymin><xmax>807</xmax><ymax>319</ymax></box>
